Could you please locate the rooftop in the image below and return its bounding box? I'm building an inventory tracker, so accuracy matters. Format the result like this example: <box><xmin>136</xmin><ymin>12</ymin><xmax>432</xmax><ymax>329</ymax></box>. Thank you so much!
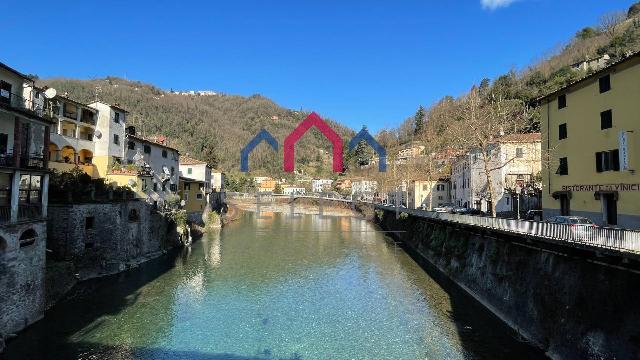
<box><xmin>497</xmin><ymin>133</ymin><xmax>541</xmax><ymax>143</ymax></box>
<box><xmin>180</xmin><ymin>155</ymin><xmax>208</xmax><ymax>166</ymax></box>
<box><xmin>129</xmin><ymin>134</ymin><xmax>179</xmax><ymax>152</ymax></box>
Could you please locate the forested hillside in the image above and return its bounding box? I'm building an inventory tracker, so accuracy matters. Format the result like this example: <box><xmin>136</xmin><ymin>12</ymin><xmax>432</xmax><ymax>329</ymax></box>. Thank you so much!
<box><xmin>39</xmin><ymin>77</ymin><xmax>354</xmax><ymax>177</ymax></box>
<box><xmin>394</xmin><ymin>1</ymin><xmax>640</xmax><ymax>142</ymax></box>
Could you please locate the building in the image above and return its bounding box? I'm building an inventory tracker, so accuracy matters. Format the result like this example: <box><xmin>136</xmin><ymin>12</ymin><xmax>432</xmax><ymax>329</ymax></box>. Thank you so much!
<box><xmin>253</xmin><ymin>176</ymin><xmax>271</xmax><ymax>186</ymax></box>
<box><xmin>179</xmin><ymin>155</ymin><xmax>214</xmax><ymax>217</ymax></box>
<box><xmin>407</xmin><ymin>179</ymin><xmax>451</xmax><ymax>210</ymax></box>
<box><xmin>122</xmin><ymin>131</ymin><xmax>180</xmax><ymax>206</ymax></box>
<box><xmin>0</xmin><ymin>61</ymin><xmax>55</xmax><ymax>343</ymax></box>
<box><xmin>570</xmin><ymin>54</ymin><xmax>610</xmax><ymax>72</ymax></box>
<box><xmin>311</xmin><ymin>179</ymin><xmax>333</xmax><ymax>193</ymax></box>
<box><xmin>179</xmin><ymin>176</ymin><xmax>208</xmax><ymax>221</ymax></box>
<box><xmin>210</xmin><ymin>168</ymin><xmax>225</xmax><ymax>208</ymax></box>
<box><xmin>451</xmin><ymin>133</ymin><xmax>541</xmax><ymax>215</ymax></box>
<box><xmin>351</xmin><ymin>180</ymin><xmax>377</xmax><ymax>202</ymax></box>
<box><xmin>283</xmin><ymin>186</ymin><xmax>305</xmax><ymax>196</ymax></box>
<box><xmin>48</xmin><ymin>96</ymin><xmax>99</xmax><ymax>178</ymax></box>
<box><xmin>396</xmin><ymin>142</ymin><xmax>425</xmax><ymax>164</ymax></box>
<box><xmin>86</xmin><ymin>101</ymin><xmax>128</xmax><ymax>179</ymax></box>
<box><xmin>258</xmin><ymin>179</ymin><xmax>276</xmax><ymax>192</ymax></box>
<box><xmin>387</xmin><ymin>182</ymin><xmax>408</xmax><ymax>206</ymax></box>
<box><xmin>538</xmin><ymin>52</ymin><xmax>640</xmax><ymax>228</ymax></box>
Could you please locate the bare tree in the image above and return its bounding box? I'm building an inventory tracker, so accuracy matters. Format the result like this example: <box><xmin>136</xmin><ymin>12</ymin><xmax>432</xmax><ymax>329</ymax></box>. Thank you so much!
<box><xmin>599</xmin><ymin>11</ymin><xmax>626</xmax><ymax>39</ymax></box>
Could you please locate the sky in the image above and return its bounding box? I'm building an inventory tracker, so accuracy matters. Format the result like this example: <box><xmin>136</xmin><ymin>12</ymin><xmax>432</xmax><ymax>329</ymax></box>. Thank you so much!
<box><xmin>0</xmin><ymin>0</ymin><xmax>634</xmax><ymax>132</ymax></box>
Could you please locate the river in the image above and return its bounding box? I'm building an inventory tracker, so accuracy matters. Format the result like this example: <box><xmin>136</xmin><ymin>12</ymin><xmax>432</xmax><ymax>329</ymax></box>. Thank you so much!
<box><xmin>2</xmin><ymin>211</ymin><xmax>544</xmax><ymax>359</ymax></box>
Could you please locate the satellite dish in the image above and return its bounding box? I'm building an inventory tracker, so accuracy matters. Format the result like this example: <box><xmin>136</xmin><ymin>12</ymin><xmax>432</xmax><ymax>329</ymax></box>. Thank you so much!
<box><xmin>180</xmin><ymin>200</ymin><xmax>186</xmax><ymax>207</ymax></box>
<box><xmin>128</xmin><ymin>179</ymin><xmax>136</xmax><ymax>186</ymax></box>
<box><xmin>162</xmin><ymin>165</ymin><xmax>170</xmax><ymax>175</ymax></box>
<box><xmin>94</xmin><ymin>130</ymin><xmax>102</xmax><ymax>139</ymax></box>
<box><xmin>43</xmin><ymin>88</ymin><xmax>57</xmax><ymax>99</ymax></box>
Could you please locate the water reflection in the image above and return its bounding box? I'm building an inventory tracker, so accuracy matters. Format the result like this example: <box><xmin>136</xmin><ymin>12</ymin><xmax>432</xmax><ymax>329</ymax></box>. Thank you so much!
<box><xmin>2</xmin><ymin>211</ymin><xmax>544</xmax><ymax>360</ymax></box>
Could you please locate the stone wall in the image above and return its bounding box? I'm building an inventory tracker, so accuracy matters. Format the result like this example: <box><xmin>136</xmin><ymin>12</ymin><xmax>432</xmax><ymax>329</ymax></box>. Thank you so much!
<box><xmin>375</xmin><ymin>208</ymin><xmax>640</xmax><ymax>359</ymax></box>
<box><xmin>0</xmin><ymin>220</ymin><xmax>47</xmax><ymax>352</ymax></box>
<box><xmin>47</xmin><ymin>200</ymin><xmax>180</xmax><ymax>280</ymax></box>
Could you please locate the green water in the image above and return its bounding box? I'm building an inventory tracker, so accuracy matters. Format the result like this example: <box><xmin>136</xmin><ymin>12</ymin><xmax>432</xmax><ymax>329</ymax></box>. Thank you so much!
<box><xmin>2</xmin><ymin>211</ymin><xmax>543</xmax><ymax>359</ymax></box>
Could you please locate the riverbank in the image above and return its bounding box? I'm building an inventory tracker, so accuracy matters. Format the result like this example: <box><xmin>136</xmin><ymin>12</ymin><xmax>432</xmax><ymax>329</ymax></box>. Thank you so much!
<box><xmin>375</xmin><ymin>206</ymin><xmax>640</xmax><ymax>359</ymax></box>
<box><xmin>227</xmin><ymin>197</ymin><xmax>358</xmax><ymax>217</ymax></box>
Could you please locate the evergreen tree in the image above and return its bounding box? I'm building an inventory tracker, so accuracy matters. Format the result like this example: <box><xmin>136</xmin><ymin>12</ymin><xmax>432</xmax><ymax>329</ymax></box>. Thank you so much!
<box><xmin>414</xmin><ymin>106</ymin><xmax>426</xmax><ymax>135</ymax></box>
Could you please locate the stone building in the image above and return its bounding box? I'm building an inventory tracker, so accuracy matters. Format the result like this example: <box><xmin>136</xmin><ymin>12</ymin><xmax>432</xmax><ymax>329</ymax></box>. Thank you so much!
<box><xmin>0</xmin><ymin>61</ymin><xmax>55</xmax><ymax>347</ymax></box>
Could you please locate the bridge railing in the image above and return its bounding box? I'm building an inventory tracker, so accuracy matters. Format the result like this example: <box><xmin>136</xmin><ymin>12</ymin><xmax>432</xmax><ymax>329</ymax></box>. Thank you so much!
<box><xmin>377</xmin><ymin>205</ymin><xmax>640</xmax><ymax>254</ymax></box>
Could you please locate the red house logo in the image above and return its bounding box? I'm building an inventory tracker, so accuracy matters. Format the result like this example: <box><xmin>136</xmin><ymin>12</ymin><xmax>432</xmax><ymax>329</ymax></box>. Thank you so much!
<box><xmin>283</xmin><ymin>112</ymin><xmax>343</xmax><ymax>173</ymax></box>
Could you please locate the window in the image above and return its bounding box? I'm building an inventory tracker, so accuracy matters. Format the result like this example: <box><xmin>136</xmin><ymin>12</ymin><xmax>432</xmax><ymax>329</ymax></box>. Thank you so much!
<box><xmin>153</xmin><ymin>183</ymin><xmax>157</xmax><ymax>191</ymax></box>
<box><xmin>0</xmin><ymin>81</ymin><xmax>12</xmax><ymax>102</ymax></box>
<box><xmin>144</xmin><ymin>145</ymin><xmax>151</xmax><ymax>154</ymax></box>
<box><xmin>600</xmin><ymin>110</ymin><xmax>612</xmax><ymax>130</ymax></box>
<box><xmin>438</xmin><ymin>195</ymin><xmax>443</xmax><ymax>200</ymax></box>
<box><xmin>196</xmin><ymin>193</ymin><xmax>203</xmax><ymax>200</ymax></box>
<box><xmin>19</xmin><ymin>229</ymin><xmax>37</xmax><ymax>247</ymax></box>
<box><xmin>19</xmin><ymin>174</ymin><xmax>41</xmax><ymax>205</ymax></box>
<box><xmin>184</xmin><ymin>183</ymin><xmax>191</xmax><ymax>190</ymax></box>
<box><xmin>114</xmin><ymin>112</ymin><xmax>120</xmax><ymax>123</ymax></box>
<box><xmin>170</xmin><ymin>183</ymin><xmax>177</xmax><ymax>192</ymax></box>
<box><xmin>422</xmin><ymin>184</ymin><xmax>429</xmax><ymax>191</ymax></box>
<box><xmin>515</xmin><ymin>148</ymin><xmax>524</xmax><ymax>158</ymax></box>
<box><xmin>557</xmin><ymin>157</ymin><xmax>568</xmax><ymax>175</ymax></box>
<box><xmin>128</xmin><ymin>141</ymin><xmax>136</xmax><ymax>150</ymax></box>
<box><xmin>162</xmin><ymin>150</ymin><xmax>167</xmax><ymax>158</ymax></box>
<box><xmin>113</xmin><ymin>134</ymin><xmax>119</xmax><ymax>145</ymax></box>
<box><xmin>161</xmin><ymin>183</ymin><xmax>166</xmax><ymax>191</ymax></box>
<box><xmin>187</xmin><ymin>167</ymin><xmax>192</xmax><ymax>175</ymax></box>
<box><xmin>559</xmin><ymin>123</ymin><xmax>567</xmax><ymax>140</ymax></box>
<box><xmin>142</xmin><ymin>179</ymin><xmax>148</xmax><ymax>191</ymax></box>
<box><xmin>599</xmin><ymin>74</ymin><xmax>611</xmax><ymax>93</ymax></box>
<box><xmin>558</xmin><ymin>94</ymin><xmax>566</xmax><ymax>109</ymax></box>
<box><xmin>595</xmin><ymin>149</ymin><xmax>620</xmax><ymax>172</ymax></box>
<box><xmin>128</xmin><ymin>209</ymin><xmax>139</xmax><ymax>222</ymax></box>
<box><xmin>0</xmin><ymin>133</ymin><xmax>8</xmax><ymax>154</ymax></box>
<box><xmin>170</xmin><ymin>166</ymin><xmax>175</xmax><ymax>175</ymax></box>
<box><xmin>184</xmin><ymin>192</ymin><xmax>189</xmax><ymax>201</ymax></box>
<box><xmin>85</xmin><ymin>216</ymin><xmax>94</xmax><ymax>230</ymax></box>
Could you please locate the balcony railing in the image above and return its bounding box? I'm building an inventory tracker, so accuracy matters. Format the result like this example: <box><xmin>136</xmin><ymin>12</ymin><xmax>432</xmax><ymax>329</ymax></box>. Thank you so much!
<box><xmin>0</xmin><ymin>91</ymin><xmax>54</xmax><ymax>120</ymax></box>
<box><xmin>18</xmin><ymin>204</ymin><xmax>42</xmax><ymax>220</ymax></box>
<box><xmin>0</xmin><ymin>152</ymin><xmax>46</xmax><ymax>169</ymax></box>
<box><xmin>0</xmin><ymin>205</ymin><xmax>10</xmax><ymax>224</ymax></box>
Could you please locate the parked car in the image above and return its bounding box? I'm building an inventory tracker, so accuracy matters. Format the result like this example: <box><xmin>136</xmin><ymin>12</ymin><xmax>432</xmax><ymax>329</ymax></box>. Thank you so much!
<box><xmin>546</xmin><ymin>216</ymin><xmax>598</xmax><ymax>239</ymax></box>
<box><xmin>434</xmin><ymin>204</ymin><xmax>454</xmax><ymax>213</ymax></box>
<box><xmin>525</xmin><ymin>210</ymin><xmax>543</xmax><ymax>221</ymax></box>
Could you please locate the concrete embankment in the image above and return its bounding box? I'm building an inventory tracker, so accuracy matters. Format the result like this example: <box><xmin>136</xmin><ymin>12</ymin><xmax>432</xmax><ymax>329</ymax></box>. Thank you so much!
<box><xmin>375</xmin><ymin>207</ymin><xmax>640</xmax><ymax>359</ymax></box>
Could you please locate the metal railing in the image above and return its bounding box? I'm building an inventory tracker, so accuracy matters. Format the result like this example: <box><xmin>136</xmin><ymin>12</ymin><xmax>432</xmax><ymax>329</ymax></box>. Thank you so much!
<box><xmin>0</xmin><ymin>92</ymin><xmax>54</xmax><ymax>119</ymax></box>
<box><xmin>378</xmin><ymin>205</ymin><xmax>640</xmax><ymax>254</ymax></box>
<box><xmin>18</xmin><ymin>204</ymin><xmax>42</xmax><ymax>220</ymax></box>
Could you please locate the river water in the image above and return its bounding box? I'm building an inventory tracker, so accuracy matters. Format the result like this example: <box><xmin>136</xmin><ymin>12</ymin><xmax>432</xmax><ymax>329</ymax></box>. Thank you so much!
<box><xmin>2</xmin><ymin>211</ymin><xmax>544</xmax><ymax>359</ymax></box>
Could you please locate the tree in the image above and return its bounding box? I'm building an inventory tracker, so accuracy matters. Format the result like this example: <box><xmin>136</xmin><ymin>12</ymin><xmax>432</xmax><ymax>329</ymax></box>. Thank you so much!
<box><xmin>414</xmin><ymin>106</ymin><xmax>426</xmax><ymax>135</ymax></box>
<box><xmin>599</xmin><ymin>11</ymin><xmax>626</xmax><ymax>40</ymax></box>
<box><xmin>628</xmin><ymin>2</ymin><xmax>640</xmax><ymax>19</ymax></box>
<box><xmin>576</xmin><ymin>27</ymin><xmax>599</xmax><ymax>40</ymax></box>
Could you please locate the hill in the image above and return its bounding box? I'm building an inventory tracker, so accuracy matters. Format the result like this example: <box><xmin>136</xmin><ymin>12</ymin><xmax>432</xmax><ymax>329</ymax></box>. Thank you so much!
<box><xmin>39</xmin><ymin>77</ymin><xmax>355</xmax><ymax>177</ymax></box>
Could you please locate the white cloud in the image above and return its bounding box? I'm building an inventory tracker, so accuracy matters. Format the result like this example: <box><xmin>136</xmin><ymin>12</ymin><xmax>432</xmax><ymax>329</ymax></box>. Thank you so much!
<box><xmin>481</xmin><ymin>0</ymin><xmax>517</xmax><ymax>10</ymax></box>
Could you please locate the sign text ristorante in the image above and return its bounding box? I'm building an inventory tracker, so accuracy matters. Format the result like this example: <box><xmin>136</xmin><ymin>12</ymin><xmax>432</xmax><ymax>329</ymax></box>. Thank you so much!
<box><xmin>561</xmin><ymin>183</ymin><xmax>640</xmax><ymax>192</ymax></box>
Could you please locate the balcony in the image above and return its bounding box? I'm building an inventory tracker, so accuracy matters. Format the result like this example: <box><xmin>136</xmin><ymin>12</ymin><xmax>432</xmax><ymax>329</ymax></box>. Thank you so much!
<box><xmin>0</xmin><ymin>152</ymin><xmax>46</xmax><ymax>170</ymax></box>
<box><xmin>0</xmin><ymin>91</ymin><xmax>54</xmax><ymax>121</ymax></box>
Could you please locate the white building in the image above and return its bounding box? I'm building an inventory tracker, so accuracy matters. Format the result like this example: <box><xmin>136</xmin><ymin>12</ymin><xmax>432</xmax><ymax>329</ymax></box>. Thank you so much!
<box><xmin>407</xmin><ymin>179</ymin><xmax>451</xmax><ymax>210</ymax></box>
<box><xmin>283</xmin><ymin>186</ymin><xmax>306</xmax><ymax>196</ymax></box>
<box><xmin>351</xmin><ymin>180</ymin><xmax>377</xmax><ymax>202</ymax></box>
<box><xmin>312</xmin><ymin>179</ymin><xmax>333</xmax><ymax>193</ymax></box>
<box><xmin>451</xmin><ymin>134</ymin><xmax>541</xmax><ymax>215</ymax></box>
<box><xmin>87</xmin><ymin>101</ymin><xmax>128</xmax><ymax>178</ymax></box>
<box><xmin>124</xmin><ymin>132</ymin><xmax>180</xmax><ymax>206</ymax></box>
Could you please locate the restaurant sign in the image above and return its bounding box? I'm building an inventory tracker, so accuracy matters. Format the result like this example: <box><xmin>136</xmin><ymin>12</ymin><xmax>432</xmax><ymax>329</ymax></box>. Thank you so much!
<box><xmin>561</xmin><ymin>183</ymin><xmax>640</xmax><ymax>192</ymax></box>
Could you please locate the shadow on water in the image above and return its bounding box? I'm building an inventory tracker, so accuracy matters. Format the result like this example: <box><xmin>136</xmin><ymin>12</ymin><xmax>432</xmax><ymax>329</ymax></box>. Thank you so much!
<box><xmin>0</xmin><ymin>247</ymin><xmax>186</xmax><ymax>360</ymax></box>
<box><xmin>385</xmin><ymin>233</ymin><xmax>547</xmax><ymax>359</ymax></box>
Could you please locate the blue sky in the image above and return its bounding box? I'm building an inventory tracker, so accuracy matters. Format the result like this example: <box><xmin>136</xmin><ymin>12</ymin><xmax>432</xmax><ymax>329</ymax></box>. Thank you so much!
<box><xmin>0</xmin><ymin>0</ymin><xmax>633</xmax><ymax>132</ymax></box>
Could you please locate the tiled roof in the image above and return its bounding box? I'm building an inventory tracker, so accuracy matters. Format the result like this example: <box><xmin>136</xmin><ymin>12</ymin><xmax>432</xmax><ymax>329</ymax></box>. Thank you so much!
<box><xmin>129</xmin><ymin>134</ymin><xmax>179</xmax><ymax>151</ymax></box>
<box><xmin>497</xmin><ymin>133</ymin><xmax>541</xmax><ymax>143</ymax></box>
<box><xmin>180</xmin><ymin>155</ymin><xmax>208</xmax><ymax>166</ymax></box>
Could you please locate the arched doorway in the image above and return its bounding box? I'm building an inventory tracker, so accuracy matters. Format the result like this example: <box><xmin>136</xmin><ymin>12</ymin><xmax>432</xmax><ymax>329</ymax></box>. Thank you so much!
<box><xmin>78</xmin><ymin>149</ymin><xmax>93</xmax><ymax>165</ymax></box>
<box><xmin>60</xmin><ymin>146</ymin><xmax>76</xmax><ymax>164</ymax></box>
<box><xmin>48</xmin><ymin>143</ymin><xmax>61</xmax><ymax>162</ymax></box>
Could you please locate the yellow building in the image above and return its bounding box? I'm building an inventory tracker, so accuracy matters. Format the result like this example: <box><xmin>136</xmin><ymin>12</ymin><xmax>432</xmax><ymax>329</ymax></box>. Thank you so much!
<box><xmin>539</xmin><ymin>52</ymin><xmax>640</xmax><ymax>229</ymax></box>
<box><xmin>407</xmin><ymin>178</ymin><xmax>451</xmax><ymax>210</ymax></box>
<box><xmin>179</xmin><ymin>176</ymin><xmax>207</xmax><ymax>213</ymax></box>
